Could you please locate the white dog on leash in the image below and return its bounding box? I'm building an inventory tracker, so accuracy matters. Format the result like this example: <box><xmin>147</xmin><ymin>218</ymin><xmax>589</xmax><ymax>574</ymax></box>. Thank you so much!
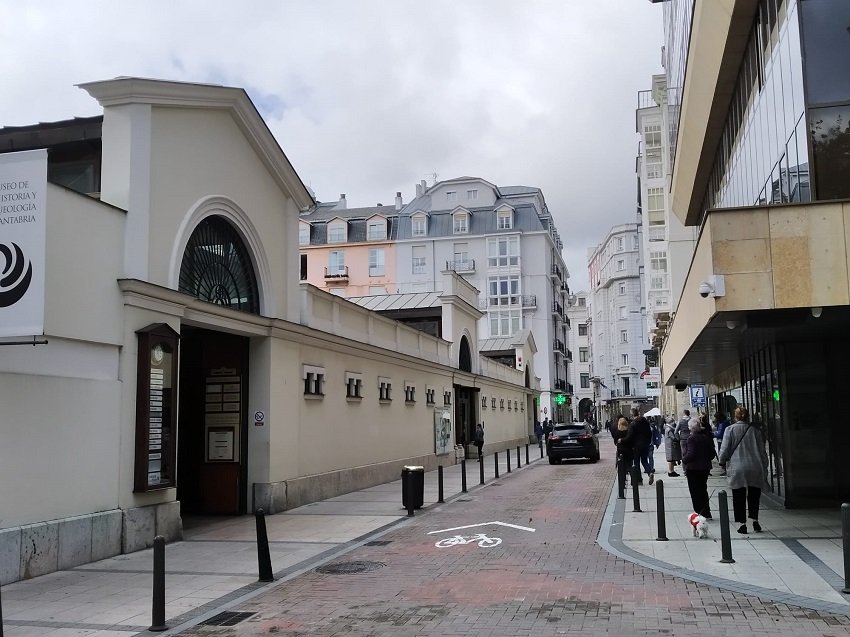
<box><xmin>689</xmin><ymin>513</ymin><xmax>709</xmax><ymax>538</ymax></box>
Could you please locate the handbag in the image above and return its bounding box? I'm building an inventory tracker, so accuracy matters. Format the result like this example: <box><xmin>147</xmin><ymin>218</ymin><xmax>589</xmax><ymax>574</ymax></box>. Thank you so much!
<box><xmin>724</xmin><ymin>425</ymin><xmax>751</xmax><ymax>460</ymax></box>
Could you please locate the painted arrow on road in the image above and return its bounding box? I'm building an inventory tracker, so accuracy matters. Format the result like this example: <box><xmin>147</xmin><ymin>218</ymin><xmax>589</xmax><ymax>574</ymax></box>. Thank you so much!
<box><xmin>428</xmin><ymin>521</ymin><xmax>535</xmax><ymax>534</ymax></box>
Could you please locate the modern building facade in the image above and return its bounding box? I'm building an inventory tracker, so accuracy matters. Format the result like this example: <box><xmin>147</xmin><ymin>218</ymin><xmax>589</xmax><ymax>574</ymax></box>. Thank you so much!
<box><xmin>0</xmin><ymin>78</ymin><xmax>537</xmax><ymax>583</ymax></box>
<box><xmin>587</xmin><ymin>223</ymin><xmax>650</xmax><ymax>422</ymax></box>
<box><xmin>566</xmin><ymin>291</ymin><xmax>593</xmax><ymax>421</ymax></box>
<box><xmin>301</xmin><ymin>177</ymin><xmax>572</xmax><ymax>424</ymax></box>
<box><xmin>658</xmin><ymin>0</ymin><xmax>850</xmax><ymax>506</ymax></box>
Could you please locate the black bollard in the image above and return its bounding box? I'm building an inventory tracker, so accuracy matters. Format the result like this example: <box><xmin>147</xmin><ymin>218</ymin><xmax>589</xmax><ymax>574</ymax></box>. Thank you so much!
<box><xmin>150</xmin><ymin>535</ymin><xmax>167</xmax><ymax>631</ymax></box>
<box><xmin>405</xmin><ymin>471</ymin><xmax>415</xmax><ymax>517</ymax></box>
<box><xmin>517</xmin><ymin>446</ymin><xmax>521</xmax><ymax>468</ymax></box>
<box><xmin>540</xmin><ymin>440</ymin><xmax>544</xmax><ymax>458</ymax></box>
<box><xmin>494</xmin><ymin>451</ymin><xmax>500</xmax><ymax>478</ymax></box>
<box><xmin>255</xmin><ymin>509</ymin><xmax>274</xmax><ymax>582</ymax></box>
<box><xmin>842</xmin><ymin>503</ymin><xmax>850</xmax><ymax>593</ymax></box>
<box><xmin>479</xmin><ymin>454</ymin><xmax>485</xmax><ymax>485</ymax></box>
<box><xmin>526</xmin><ymin>443</ymin><xmax>530</xmax><ymax>465</ymax></box>
<box><xmin>656</xmin><ymin>480</ymin><xmax>668</xmax><ymax>541</ymax></box>
<box><xmin>506</xmin><ymin>448</ymin><xmax>511</xmax><ymax>473</ymax></box>
<box><xmin>461</xmin><ymin>459</ymin><xmax>467</xmax><ymax>493</ymax></box>
<box><xmin>631</xmin><ymin>466</ymin><xmax>642</xmax><ymax>512</ymax></box>
<box><xmin>438</xmin><ymin>465</ymin><xmax>444</xmax><ymax>503</ymax></box>
<box><xmin>719</xmin><ymin>490</ymin><xmax>735</xmax><ymax>563</ymax></box>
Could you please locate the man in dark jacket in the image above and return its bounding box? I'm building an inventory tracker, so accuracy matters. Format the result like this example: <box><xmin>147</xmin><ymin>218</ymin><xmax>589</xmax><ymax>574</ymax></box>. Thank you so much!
<box><xmin>621</xmin><ymin>408</ymin><xmax>654</xmax><ymax>484</ymax></box>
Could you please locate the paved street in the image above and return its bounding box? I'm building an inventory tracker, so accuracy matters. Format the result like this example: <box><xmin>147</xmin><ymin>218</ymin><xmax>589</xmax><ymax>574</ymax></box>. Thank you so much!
<box><xmin>179</xmin><ymin>453</ymin><xmax>850</xmax><ymax>636</ymax></box>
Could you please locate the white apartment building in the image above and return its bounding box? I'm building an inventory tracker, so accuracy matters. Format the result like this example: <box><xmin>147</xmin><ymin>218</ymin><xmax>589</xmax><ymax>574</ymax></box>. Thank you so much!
<box><xmin>566</xmin><ymin>291</ymin><xmax>594</xmax><ymax>421</ymax></box>
<box><xmin>635</xmin><ymin>74</ymin><xmax>697</xmax><ymax>413</ymax></box>
<box><xmin>587</xmin><ymin>223</ymin><xmax>649</xmax><ymax>421</ymax></box>
<box><xmin>394</xmin><ymin>177</ymin><xmax>572</xmax><ymax>423</ymax></box>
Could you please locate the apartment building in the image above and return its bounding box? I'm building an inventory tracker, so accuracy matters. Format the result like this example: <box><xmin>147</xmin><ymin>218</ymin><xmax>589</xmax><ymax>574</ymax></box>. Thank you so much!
<box><xmin>566</xmin><ymin>291</ymin><xmax>593</xmax><ymax>421</ymax></box>
<box><xmin>658</xmin><ymin>0</ymin><xmax>850</xmax><ymax>506</ymax></box>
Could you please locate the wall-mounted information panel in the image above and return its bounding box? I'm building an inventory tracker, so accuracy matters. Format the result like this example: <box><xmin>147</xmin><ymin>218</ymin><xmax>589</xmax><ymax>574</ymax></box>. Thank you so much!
<box><xmin>204</xmin><ymin>367</ymin><xmax>241</xmax><ymax>462</ymax></box>
<box><xmin>134</xmin><ymin>323</ymin><xmax>179</xmax><ymax>492</ymax></box>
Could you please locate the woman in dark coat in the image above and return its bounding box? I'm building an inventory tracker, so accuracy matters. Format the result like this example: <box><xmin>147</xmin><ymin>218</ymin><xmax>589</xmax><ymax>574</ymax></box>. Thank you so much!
<box><xmin>663</xmin><ymin>416</ymin><xmax>681</xmax><ymax>476</ymax></box>
<box><xmin>613</xmin><ymin>417</ymin><xmax>632</xmax><ymax>498</ymax></box>
<box><xmin>682</xmin><ymin>418</ymin><xmax>716</xmax><ymax>518</ymax></box>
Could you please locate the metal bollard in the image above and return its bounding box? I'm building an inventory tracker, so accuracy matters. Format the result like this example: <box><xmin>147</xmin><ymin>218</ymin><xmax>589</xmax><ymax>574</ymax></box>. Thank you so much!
<box><xmin>494</xmin><ymin>451</ymin><xmax>500</xmax><ymax>478</ymax></box>
<box><xmin>719</xmin><ymin>490</ymin><xmax>735</xmax><ymax>563</ymax></box>
<box><xmin>526</xmin><ymin>443</ymin><xmax>530</xmax><ymax>465</ymax></box>
<box><xmin>479</xmin><ymin>454</ymin><xmax>485</xmax><ymax>485</ymax></box>
<box><xmin>405</xmin><ymin>471</ymin><xmax>416</xmax><ymax>517</ymax></box>
<box><xmin>255</xmin><ymin>509</ymin><xmax>274</xmax><ymax>582</ymax></box>
<box><xmin>506</xmin><ymin>448</ymin><xmax>511</xmax><ymax>473</ymax></box>
<box><xmin>842</xmin><ymin>503</ymin><xmax>850</xmax><ymax>593</ymax></box>
<box><xmin>631</xmin><ymin>466</ymin><xmax>642</xmax><ymax>512</ymax></box>
<box><xmin>461</xmin><ymin>459</ymin><xmax>467</xmax><ymax>493</ymax></box>
<box><xmin>540</xmin><ymin>440</ymin><xmax>544</xmax><ymax>458</ymax></box>
<box><xmin>517</xmin><ymin>446</ymin><xmax>521</xmax><ymax>468</ymax></box>
<box><xmin>438</xmin><ymin>465</ymin><xmax>444</xmax><ymax>503</ymax></box>
<box><xmin>150</xmin><ymin>535</ymin><xmax>167</xmax><ymax>632</ymax></box>
<box><xmin>656</xmin><ymin>480</ymin><xmax>668</xmax><ymax>541</ymax></box>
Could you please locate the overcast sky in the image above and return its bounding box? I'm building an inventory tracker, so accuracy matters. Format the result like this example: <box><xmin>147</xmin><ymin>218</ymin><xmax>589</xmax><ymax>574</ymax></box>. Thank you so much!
<box><xmin>1</xmin><ymin>1</ymin><xmax>663</xmax><ymax>291</ymax></box>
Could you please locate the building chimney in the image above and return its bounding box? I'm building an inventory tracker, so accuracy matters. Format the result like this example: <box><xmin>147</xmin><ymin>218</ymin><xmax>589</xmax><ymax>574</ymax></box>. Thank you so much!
<box><xmin>415</xmin><ymin>183</ymin><xmax>423</xmax><ymax>197</ymax></box>
<box><xmin>395</xmin><ymin>191</ymin><xmax>403</xmax><ymax>210</ymax></box>
<box><xmin>337</xmin><ymin>193</ymin><xmax>347</xmax><ymax>209</ymax></box>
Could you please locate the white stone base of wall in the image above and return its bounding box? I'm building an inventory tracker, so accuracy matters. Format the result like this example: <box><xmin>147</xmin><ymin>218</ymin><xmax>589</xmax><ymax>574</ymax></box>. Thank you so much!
<box><xmin>0</xmin><ymin>502</ymin><xmax>182</xmax><ymax>585</ymax></box>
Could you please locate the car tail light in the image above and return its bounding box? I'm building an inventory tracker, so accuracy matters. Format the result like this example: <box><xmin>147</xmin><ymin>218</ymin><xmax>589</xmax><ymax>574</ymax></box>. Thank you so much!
<box><xmin>577</xmin><ymin>433</ymin><xmax>592</xmax><ymax>440</ymax></box>
<box><xmin>549</xmin><ymin>434</ymin><xmax>560</xmax><ymax>442</ymax></box>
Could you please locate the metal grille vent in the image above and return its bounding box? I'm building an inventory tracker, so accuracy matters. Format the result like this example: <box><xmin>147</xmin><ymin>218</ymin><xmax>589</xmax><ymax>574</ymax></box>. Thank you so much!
<box><xmin>199</xmin><ymin>611</ymin><xmax>255</xmax><ymax>626</ymax></box>
<box><xmin>315</xmin><ymin>560</ymin><xmax>386</xmax><ymax>575</ymax></box>
<box><xmin>178</xmin><ymin>216</ymin><xmax>259</xmax><ymax>314</ymax></box>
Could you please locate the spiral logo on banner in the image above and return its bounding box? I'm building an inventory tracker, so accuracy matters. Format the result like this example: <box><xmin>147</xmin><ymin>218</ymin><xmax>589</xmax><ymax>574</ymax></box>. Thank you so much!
<box><xmin>0</xmin><ymin>242</ymin><xmax>33</xmax><ymax>308</ymax></box>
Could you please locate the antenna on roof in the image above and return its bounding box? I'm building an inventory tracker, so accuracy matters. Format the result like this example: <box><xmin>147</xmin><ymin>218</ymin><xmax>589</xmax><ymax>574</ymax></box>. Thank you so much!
<box><xmin>426</xmin><ymin>171</ymin><xmax>438</xmax><ymax>186</ymax></box>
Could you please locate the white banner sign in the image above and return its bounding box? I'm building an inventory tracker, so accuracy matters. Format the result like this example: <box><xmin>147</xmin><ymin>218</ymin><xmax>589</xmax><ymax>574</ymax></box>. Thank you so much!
<box><xmin>0</xmin><ymin>149</ymin><xmax>47</xmax><ymax>337</ymax></box>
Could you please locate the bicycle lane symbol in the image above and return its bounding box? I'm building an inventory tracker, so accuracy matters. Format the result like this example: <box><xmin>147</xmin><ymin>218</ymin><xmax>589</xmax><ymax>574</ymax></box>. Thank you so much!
<box><xmin>428</xmin><ymin>520</ymin><xmax>535</xmax><ymax>549</ymax></box>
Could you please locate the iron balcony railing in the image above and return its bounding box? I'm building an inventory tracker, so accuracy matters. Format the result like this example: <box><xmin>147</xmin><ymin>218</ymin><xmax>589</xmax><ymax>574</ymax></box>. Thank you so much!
<box><xmin>554</xmin><ymin>379</ymin><xmax>567</xmax><ymax>391</ymax></box>
<box><xmin>324</xmin><ymin>266</ymin><xmax>349</xmax><ymax>279</ymax></box>
<box><xmin>445</xmin><ymin>259</ymin><xmax>475</xmax><ymax>273</ymax></box>
<box><xmin>551</xmin><ymin>264</ymin><xmax>563</xmax><ymax>280</ymax></box>
<box><xmin>521</xmin><ymin>294</ymin><xmax>537</xmax><ymax>308</ymax></box>
<box><xmin>553</xmin><ymin>339</ymin><xmax>566</xmax><ymax>354</ymax></box>
<box><xmin>551</xmin><ymin>301</ymin><xmax>563</xmax><ymax>316</ymax></box>
<box><xmin>565</xmin><ymin>348</ymin><xmax>573</xmax><ymax>362</ymax></box>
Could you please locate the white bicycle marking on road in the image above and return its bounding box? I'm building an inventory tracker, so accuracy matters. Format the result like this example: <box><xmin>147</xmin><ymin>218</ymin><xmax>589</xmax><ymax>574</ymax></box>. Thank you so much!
<box><xmin>434</xmin><ymin>533</ymin><xmax>502</xmax><ymax>548</ymax></box>
<box><xmin>428</xmin><ymin>520</ymin><xmax>535</xmax><ymax>535</ymax></box>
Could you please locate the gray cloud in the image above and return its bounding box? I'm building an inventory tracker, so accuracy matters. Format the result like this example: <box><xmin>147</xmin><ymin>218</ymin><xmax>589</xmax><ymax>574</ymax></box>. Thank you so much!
<box><xmin>1</xmin><ymin>0</ymin><xmax>663</xmax><ymax>290</ymax></box>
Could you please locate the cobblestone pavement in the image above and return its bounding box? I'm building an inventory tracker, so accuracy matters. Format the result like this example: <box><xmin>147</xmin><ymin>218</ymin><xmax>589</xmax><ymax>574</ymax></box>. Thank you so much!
<box><xmin>180</xmin><ymin>459</ymin><xmax>850</xmax><ymax>636</ymax></box>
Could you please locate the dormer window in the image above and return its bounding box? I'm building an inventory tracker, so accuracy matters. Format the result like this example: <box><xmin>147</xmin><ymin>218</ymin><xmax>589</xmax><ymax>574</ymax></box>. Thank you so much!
<box><xmin>453</xmin><ymin>211</ymin><xmax>468</xmax><ymax>234</ymax></box>
<box><xmin>497</xmin><ymin>208</ymin><xmax>513</xmax><ymax>230</ymax></box>
<box><xmin>411</xmin><ymin>213</ymin><xmax>427</xmax><ymax>237</ymax></box>
<box><xmin>367</xmin><ymin>217</ymin><xmax>387</xmax><ymax>241</ymax></box>
<box><xmin>299</xmin><ymin>223</ymin><xmax>310</xmax><ymax>246</ymax></box>
<box><xmin>328</xmin><ymin>219</ymin><xmax>347</xmax><ymax>243</ymax></box>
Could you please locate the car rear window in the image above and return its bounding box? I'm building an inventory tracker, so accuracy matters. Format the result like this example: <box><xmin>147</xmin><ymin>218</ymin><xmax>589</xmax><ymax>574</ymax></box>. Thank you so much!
<box><xmin>553</xmin><ymin>425</ymin><xmax>586</xmax><ymax>434</ymax></box>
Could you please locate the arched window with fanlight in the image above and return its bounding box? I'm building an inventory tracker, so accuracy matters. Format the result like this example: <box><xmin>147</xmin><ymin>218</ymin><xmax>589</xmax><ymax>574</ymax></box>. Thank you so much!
<box><xmin>459</xmin><ymin>335</ymin><xmax>472</xmax><ymax>372</ymax></box>
<box><xmin>178</xmin><ymin>216</ymin><xmax>260</xmax><ymax>314</ymax></box>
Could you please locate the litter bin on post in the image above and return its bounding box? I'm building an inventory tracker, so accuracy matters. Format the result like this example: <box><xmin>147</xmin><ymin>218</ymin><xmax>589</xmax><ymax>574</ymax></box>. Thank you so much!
<box><xmin>401</xmin><ymin>465</ymin><xmax>425</xmax><ymax>511</ymax></box>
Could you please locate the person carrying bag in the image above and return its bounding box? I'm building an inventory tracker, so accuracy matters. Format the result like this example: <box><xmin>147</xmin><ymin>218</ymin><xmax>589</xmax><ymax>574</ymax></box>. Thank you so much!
<box><xmin>718</xmin><ymin>406</ymin><xmax>768</xmax><ymax>534</ymax></box>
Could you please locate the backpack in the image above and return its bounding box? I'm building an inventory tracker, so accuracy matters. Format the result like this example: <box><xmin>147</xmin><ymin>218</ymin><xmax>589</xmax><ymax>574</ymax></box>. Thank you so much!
<box><xmin>651</xmin><ymin>424</ymin><xmax>662</xmax><ymax>449</ymax></box>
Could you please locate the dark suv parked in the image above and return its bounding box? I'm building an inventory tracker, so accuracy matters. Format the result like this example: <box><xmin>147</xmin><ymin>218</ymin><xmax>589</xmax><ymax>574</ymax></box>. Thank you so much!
<box><xmin>547</xmin><ymin>422</ymin><xmax>600</xmax><ymax>463</ymax></box>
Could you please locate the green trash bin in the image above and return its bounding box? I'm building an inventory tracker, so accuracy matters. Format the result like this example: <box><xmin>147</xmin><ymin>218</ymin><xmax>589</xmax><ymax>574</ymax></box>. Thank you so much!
<box><xmin>401</xmin><ymin>465</ymin><xmax>425</xmax><ymax>510</ymax></box>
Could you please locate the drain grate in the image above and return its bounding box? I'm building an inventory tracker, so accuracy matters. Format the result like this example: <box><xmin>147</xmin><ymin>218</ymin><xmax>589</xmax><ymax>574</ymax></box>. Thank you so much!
<box><xmin>199</xmin><ymin>611</ymin><xmax>255</xmax><ymax>626</ymax></box>
<box><xmin>365</xmin><ymin>540</ymin><xmax>391</xmax><ymax>546</ymax></box>
<box><xmin>316</xmin><ymin>560</ymin><xmax>386</xmax><ymax>575</ymax></box>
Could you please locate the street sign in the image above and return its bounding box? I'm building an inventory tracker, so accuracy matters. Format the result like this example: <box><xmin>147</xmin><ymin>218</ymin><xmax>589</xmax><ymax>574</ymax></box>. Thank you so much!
<box><xmin>689</xmin><ymin>384</ymin><xmax>706</xmax><ymax>407</ymax></box>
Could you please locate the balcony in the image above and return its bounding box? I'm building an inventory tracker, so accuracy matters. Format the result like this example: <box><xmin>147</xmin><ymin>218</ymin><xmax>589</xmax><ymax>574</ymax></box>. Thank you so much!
<box><xmin>324</xmin><ymin>266</ymin><xmax>349</xmax><ymax>281</ymax></box>
<box><xmin>563</xmin><ymin>314</ymin><xmax>571</xmax><ymax>328</ymax></box>
<box><xmin>567</xmin><ymin>383</ymin><xmax>574</xmax><ymax>394</ymax></box>
<box><xmin>521</xmin><ymin>294</ymin><xmax>537</xmax><ymax>308</ymax></box>
<box><xmin>445</xmin><ymin>259</ymin><xmax>475</xmax><ymax>273</ymax></box>
<box><xmin>565</xmin><ymin>348</ymin><xmax>573</xmax><ymax>362</ymax></box>
<box><xmin>554</xmin><ymin>378</ymin><xmax>567</xmax><ymax>391</ymax></box>
<box><xmin>551</xmin><ymin>301</ymin><xmax>563</xmax><ymax>316</ymax></box>
<box><xmin>553</xmin><ymin>338</ymin><xmax>566</xmax><ymax>355</ymax></box>
<box><xmin>648</xmin><ymin>226</ymin><xmax>666</xmax><ymax>242</ymax></box>
<box><xmin>550</xmin><ymin>264</ymin><xmax>563</xmax><ymax>281</ymax></box>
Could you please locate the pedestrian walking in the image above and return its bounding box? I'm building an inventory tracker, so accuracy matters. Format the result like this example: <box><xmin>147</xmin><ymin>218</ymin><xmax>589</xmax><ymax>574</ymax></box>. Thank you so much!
<box><xmin>621</xmin><ymin>407</ymin><xmax>654</xmax><ymax>485</ymax></box>
<box><xmin>613</xmin><ymin>417</ymin><xmax>632</xmax><ymax>497</ymax></box>
<box><xmin>663</xmin><ymin>415</ymin><xmax>681</xmax><ymax>476</ymax></box>
<box><xmin>713</xmin><ymin>411</ymin><xmax>729</xmax><ymax>476</ymax></box>
<box><xmin>675</xmin><ymin>410</ymin><xmax>691</xmax><ymax>466</ymax></box>
<box><xmin>534</xmin><ymin>420</ymin><xmax>544</xmax><ymax>449</ymax></box>
<box><xmin>682</xmin><ymin>417</ymin><xmax>715</xmax><ymax>518</ymax></box>
<box><xmin>718</xmin><ymin>406</ymin><xmax>768</xmax><ymax>534</ymax></box>
<box><xmin>543</xmin><ymin>418</ymin><xmax>553</xmax><ymax>442</ymax></box>
<box><xmin>474</xmin><ymin>423</ymin><xmax>485</xmax><ymax>457</ymax></box>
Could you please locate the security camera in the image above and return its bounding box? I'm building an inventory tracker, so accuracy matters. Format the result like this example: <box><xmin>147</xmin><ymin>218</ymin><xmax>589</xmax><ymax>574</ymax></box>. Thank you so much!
<box><xmin>697</xmin><ymin>275</ymin><xmax>725</xmax><ymax>299</ymax></box>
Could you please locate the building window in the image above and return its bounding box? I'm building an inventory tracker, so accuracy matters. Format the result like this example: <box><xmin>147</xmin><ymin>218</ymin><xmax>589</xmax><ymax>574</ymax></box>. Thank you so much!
<box><xmin>453</xmin><ymin>212</ymin><xmax>468</xmax><ymax>233</ymax></box>
<box><xmin>379</xmin><ymin>378</ymin><xmax>392</xmax><ymax>402</ymax></box>
<box><xmin>346</xmin><ymin>373</ymin><xmax>363</xmax><ymax>399</ymax></box>
<box><xmin>580</xmin><ymin>373</ymin><xmax>590</xmax><ymax>389</ymax></box>
<box><xmin>487</xmin><ymin>236</ymin><xmax>519</xmax><ymax>267</ymax></box>
<box><xmin>621</xmin><ymin>330</ymin><xmax>628</xmax><ymax>343</ymax></box>
<box><xmin>447</xmin><ymin>191</ymin><xmax>458</xmax><ymax>201</ymax></box>
<box><xmin>623</xmin><ymin>377</ymin><xmax>631</xmax><ymax>396</ymax></box>
<box><xmin>369</xmin><ymin>248</ymin><xmax>385</xmax><ymax>276</ymax></box>
<box><xmin>489</xmin><ymin>310</ymin><xmax>521</xmax><ymax>337</ymax></box>
<box><xmin>633</xmin><ymin>236</ymin><xmax>640</xmax><ymax>250</ymax></box>
<box><xmin>328</xmin><ymin>221</ymin><xmax>347</xmax><ymax>243</ymax></box>
<box><xmin>367</xmin><ymin>218</ymin><xmax>386</xmax><ymax>241</ymax></box>
<box><xmin>497</xmin><ymin>209</ymin><xmax>512</xmax><ymax>229</ymax></box>
<box><xmin>621</xmin><ymin>353</ymin><xmax>629</xmax><ymax>366</ymax></box>
<box><xmin>619</xmin><ymin>282</ymin><xmax>626</xmax><ymax>295</ymax></box>
<box><xmin>328</xmin><ymin>250</ymin><xmax>345</xmax><ymax>275</ymax></box>
<box><xmin>412</xmin><ymin>214</ymin><xmax>427</xmax><ymax>237</ymax></box>
<box><xmin>426</xmin><ymin>387</ymin><xmax>435</xmax><ymax>405</ymax></box>
<box><xmin>299</xmin><ymin>224</ymin><xmax>310</xmax><ymax>246</ymax></box>
<box><xmin>300</xmin><ymin>253</ymin><xmax>307</xmax><ymax>281</ymax></box>
<box><xmin>577</xmin><ymin>297</ymin><xmax>586</xmax><ymax>307</ymax></box>
<box><xmin>616</xmin><ymin>259</ymin><xmax>625</xmax><ymax>271</ymax></box>
<box><xmin>412</xmin><ymin>245</ymin><xmax>426</xmax><ymax>274</ymax></box>
<box><xmin>616</xmin><ymin>237</ymin><xmax>624</xmax><ymax>251</ymax></box>
<box><xmin>405</xmin><ymin>383</ymin><xmax>416</xmax><ymax>404</ymax></box>
<box><xmin>488</xmin><ymin>275</ymin><xmax>520</xmax><ymax>308</ymax></box>
<box><xmin>578</xmin><ymin>323</ymin><xmax>587</xmax><ymax>336</ymax></box>
<box><xmin>467</xmin><ymin>189</ymin><xmax>478</xmax><ymax>200</ymax></box>
<box><xmin>579</xmin><ymin>348</ymin><xmax>588</xmax><ymax>362</ymax></box>
<box><xmin>303</xmin><ymin>366</ymin><xmax>325</xmax><ymax>396</ymax></box>
<box><xmin>619</xmin><ymin>306</ymin><xmax>627</xmax><ymax>319</ymax></box>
